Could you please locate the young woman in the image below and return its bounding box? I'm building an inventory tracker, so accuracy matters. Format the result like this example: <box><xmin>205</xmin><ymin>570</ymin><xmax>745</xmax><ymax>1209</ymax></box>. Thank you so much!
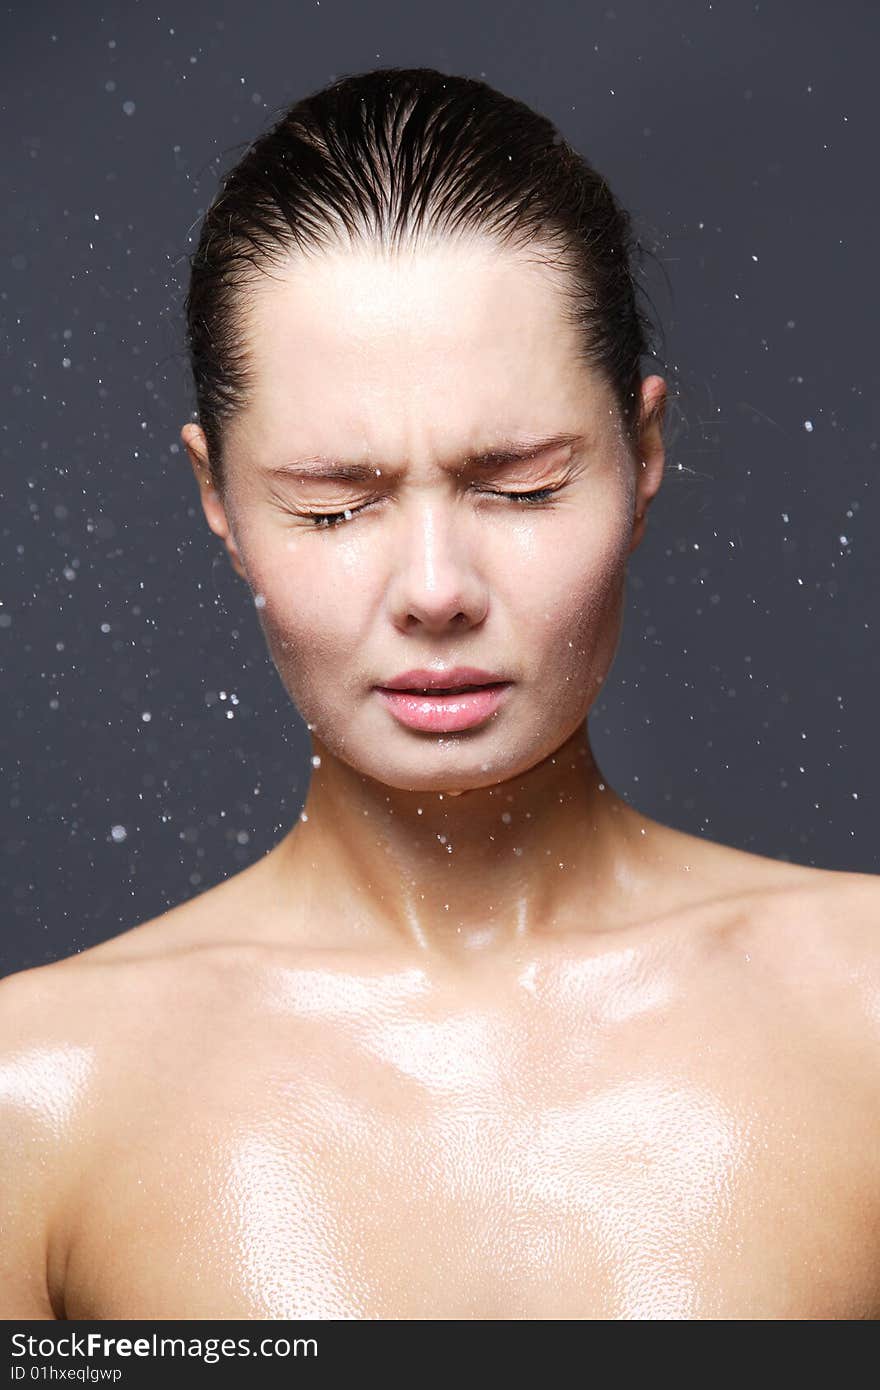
<box><xmin>2</xmin><ymin>67</ymin><xmax>878</xmax><ymax>1321</ymax></box>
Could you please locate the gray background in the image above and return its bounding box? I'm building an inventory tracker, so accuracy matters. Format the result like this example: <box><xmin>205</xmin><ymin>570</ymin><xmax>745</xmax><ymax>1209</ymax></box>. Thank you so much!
<box><xmin>2</xmin><ymin>0</ymin><xmax>877</xmax><ymax>975</ymax></box>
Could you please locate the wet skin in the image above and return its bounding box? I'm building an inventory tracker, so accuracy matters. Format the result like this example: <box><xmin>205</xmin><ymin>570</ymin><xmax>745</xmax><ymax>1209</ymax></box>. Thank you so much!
<box><xmin>2</xmin><ymin>824</ymin><xmax>879</xmax><ymax>1320</ymax></box>
<box><xmin>4</xmin><ymin>244</ymin><xmax>879</xmax><ymax>1319</ymax></box>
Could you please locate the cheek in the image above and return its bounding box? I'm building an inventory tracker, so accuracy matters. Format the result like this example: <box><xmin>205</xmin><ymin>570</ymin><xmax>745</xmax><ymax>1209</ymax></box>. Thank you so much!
<box><xmin>512</xmin><ymin>509</ymin><xmax>631</xmax><ymax>721</ymax></box>
<box><xmin>512</xmin><ymin>505</ymin><xmax>630</xmax><ymax>644</ymax></box>
<box><xmin>246</xmin><ymin>543</ymin><xmax>368</xmax><ymax>697</ymax></box>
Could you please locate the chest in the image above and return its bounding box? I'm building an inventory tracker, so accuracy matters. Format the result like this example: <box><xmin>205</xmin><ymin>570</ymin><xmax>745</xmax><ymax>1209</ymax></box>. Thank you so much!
<box><xmin>64</xmin><ymin>1018</ymin><xmax>880</xmax><ymax>1319</ymax></box>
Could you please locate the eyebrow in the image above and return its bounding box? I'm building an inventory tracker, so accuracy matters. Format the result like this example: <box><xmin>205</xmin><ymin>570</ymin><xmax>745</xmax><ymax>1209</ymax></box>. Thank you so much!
<box><xmin>262</xmin><ymin>432</ymin><xmax>586</xmax><ymax>482</ymax></box>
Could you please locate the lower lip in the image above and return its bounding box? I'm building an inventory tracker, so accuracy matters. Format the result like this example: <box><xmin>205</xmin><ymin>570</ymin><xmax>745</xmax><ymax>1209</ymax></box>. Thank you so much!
<box><xmin>375</xmin><ymin>683</ymin><xmax>512</xmax><ymax>732</ymax></box>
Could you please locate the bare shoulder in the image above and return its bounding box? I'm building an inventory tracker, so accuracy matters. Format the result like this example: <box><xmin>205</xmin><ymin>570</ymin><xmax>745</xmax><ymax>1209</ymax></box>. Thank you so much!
<box><xmin>731</xmin><ymin>860</ymin><xmax>880</xmax><ymax>1067</ymax></box>
<box><xmin>647</xmin><ymin>818</ymin><xmax>880</xmax><ymax>1055</ymax></box>
<box><xmin>0</xmin><ymin>859</ymin><xmax>290</xmax><ymax>1110</ymax></box>
<box><xmin>0</xmin><ymin>858</ymin><xmax>299</xmax><ymax>1090</ymax></box>
<box><xmin>742</xmin><ymin>861</ymin><xmax>880</xmax><ymax>979</ymax></box>
<box><xmin>0</xmin><ymin>871</ymin><xmax>279</xmax><ymax>1320</ymax></box>
<box><xmin>56</xmin><ymin>843</ymin><xmax>317</xmax><ymax>973</ymax></box>
<box><xmin>653</xmin><ymin>814</ymin><xmax>878</xmax><ymax>943</ymax></box>
<box><xmin>0</xmin><ymin>959</ymin><xmax>104</xmax><ymax>1318</ymax></box>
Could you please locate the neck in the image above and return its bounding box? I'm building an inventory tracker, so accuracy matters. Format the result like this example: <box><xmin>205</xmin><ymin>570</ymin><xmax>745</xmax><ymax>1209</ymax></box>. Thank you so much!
<box><xmin>272</xmin><ymin>722</ymin><xmax>662</xmax><ymax>963</ymax></box>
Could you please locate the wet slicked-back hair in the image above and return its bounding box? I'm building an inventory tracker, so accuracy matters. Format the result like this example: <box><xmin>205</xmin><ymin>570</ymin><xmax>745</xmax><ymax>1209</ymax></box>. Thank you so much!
<box><xmin>183</xmin><ymin>66</ymin><xmax>666</xmax><ymax>497</ymax></box>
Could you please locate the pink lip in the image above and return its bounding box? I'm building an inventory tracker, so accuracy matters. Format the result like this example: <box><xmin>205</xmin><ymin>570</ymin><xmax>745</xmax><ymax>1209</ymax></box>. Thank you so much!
<box><xmin>376</xmin><ymin>682</ymin><xmax>512</xmax><ymax>732</ymax></box>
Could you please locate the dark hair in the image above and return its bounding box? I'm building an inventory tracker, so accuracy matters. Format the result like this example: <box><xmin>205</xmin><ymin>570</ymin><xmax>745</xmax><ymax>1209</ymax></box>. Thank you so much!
<box><xmin>183</xmin><ymin>66</ymin><xmax>667</xmax><ymax>497</ymax></box>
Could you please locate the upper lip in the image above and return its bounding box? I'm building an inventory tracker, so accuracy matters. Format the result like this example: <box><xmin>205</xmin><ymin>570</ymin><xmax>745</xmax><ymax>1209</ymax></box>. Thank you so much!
<box><xmin>377</xmin><ymin>666</ymin><xmax>509</xmax><ymax>691</ymax></box>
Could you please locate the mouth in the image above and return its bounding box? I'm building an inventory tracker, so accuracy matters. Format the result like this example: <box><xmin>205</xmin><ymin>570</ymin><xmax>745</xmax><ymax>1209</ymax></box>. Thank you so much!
<box><xmin>374</xmin><ymin>682</ymin><xmax>513</xmax><ymax>733</ymax></box>
<box><xmin>384</xmin><ymin>683</ymin><xmax>496</xmax><ymax>695</ymax></box>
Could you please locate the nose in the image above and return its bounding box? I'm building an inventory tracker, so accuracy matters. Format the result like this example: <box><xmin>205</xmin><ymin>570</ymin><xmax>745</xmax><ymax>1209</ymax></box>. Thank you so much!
<box><xmin>385</xmin><ymin>497</ymin><xmax>489</xmax><ymax>633</ymax></box>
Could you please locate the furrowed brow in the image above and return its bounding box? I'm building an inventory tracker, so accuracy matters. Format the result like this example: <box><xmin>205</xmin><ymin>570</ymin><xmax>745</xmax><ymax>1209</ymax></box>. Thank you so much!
<box><xmin>263</xmin><ymin>432</ymin><xmax>585</xmax><ymax>483</ymax></box>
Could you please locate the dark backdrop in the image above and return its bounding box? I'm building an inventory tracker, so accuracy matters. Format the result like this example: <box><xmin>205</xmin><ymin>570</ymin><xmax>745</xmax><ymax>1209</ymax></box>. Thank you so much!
<box><xmin>2</xmin><ymin>0</ymin><xmax>877</xmax><ymax>975</ymax></box>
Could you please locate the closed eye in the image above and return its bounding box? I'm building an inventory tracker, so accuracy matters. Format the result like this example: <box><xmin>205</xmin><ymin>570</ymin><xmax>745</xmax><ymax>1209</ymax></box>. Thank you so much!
<box><xmin>302</xmin><ymin>486</ymin><xmax>560</xmax><ymax>529</ymax></box>
<box><xmin>477</xmin><ymin>486</ymin><xmax>558</xmax><ymax>505</ymax></box>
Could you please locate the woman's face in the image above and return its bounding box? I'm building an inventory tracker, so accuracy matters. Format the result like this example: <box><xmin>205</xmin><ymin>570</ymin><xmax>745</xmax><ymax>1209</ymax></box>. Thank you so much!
<box><xmin>186</xmin><ymin>240</ymin><xmax>664</xmax><ymax>793</ymax></box>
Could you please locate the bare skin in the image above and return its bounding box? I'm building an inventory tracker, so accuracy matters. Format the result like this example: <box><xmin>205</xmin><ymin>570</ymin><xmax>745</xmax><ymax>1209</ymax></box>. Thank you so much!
<box><xmin>3</xmin><ymin>241</ymin><xmax>878</xmax><ymax>1319</ymax></box>
<box><xmin>2</xmin><ymin>819</ymin><xmax>879</xmax><ymax>1320</ymax></box>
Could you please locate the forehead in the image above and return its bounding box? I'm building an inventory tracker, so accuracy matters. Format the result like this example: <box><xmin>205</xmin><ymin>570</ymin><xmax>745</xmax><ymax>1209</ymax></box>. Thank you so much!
<box><xmin>230</xmin><ymin>240</ymin><xmax>616</xmax><ymax>464</ymax></box>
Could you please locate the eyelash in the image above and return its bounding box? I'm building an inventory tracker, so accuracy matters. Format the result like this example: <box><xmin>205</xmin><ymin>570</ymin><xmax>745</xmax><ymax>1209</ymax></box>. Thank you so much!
<box><xmin>300</xmin><ymin>487</ymin><xmax>560</xmax><ymax>529</ymax></box>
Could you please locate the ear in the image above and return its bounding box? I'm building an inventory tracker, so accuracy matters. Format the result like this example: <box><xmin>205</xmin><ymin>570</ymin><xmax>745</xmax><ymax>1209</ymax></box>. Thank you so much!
<box><xmin>180</xmin><ymin>422</ymin><xmax>248</xmax><ymax>582</ymax></box>
<box><xmin>627</xmin><ymin>375</ymin><xmax>666</xmax><ymax>556</ymax></box>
